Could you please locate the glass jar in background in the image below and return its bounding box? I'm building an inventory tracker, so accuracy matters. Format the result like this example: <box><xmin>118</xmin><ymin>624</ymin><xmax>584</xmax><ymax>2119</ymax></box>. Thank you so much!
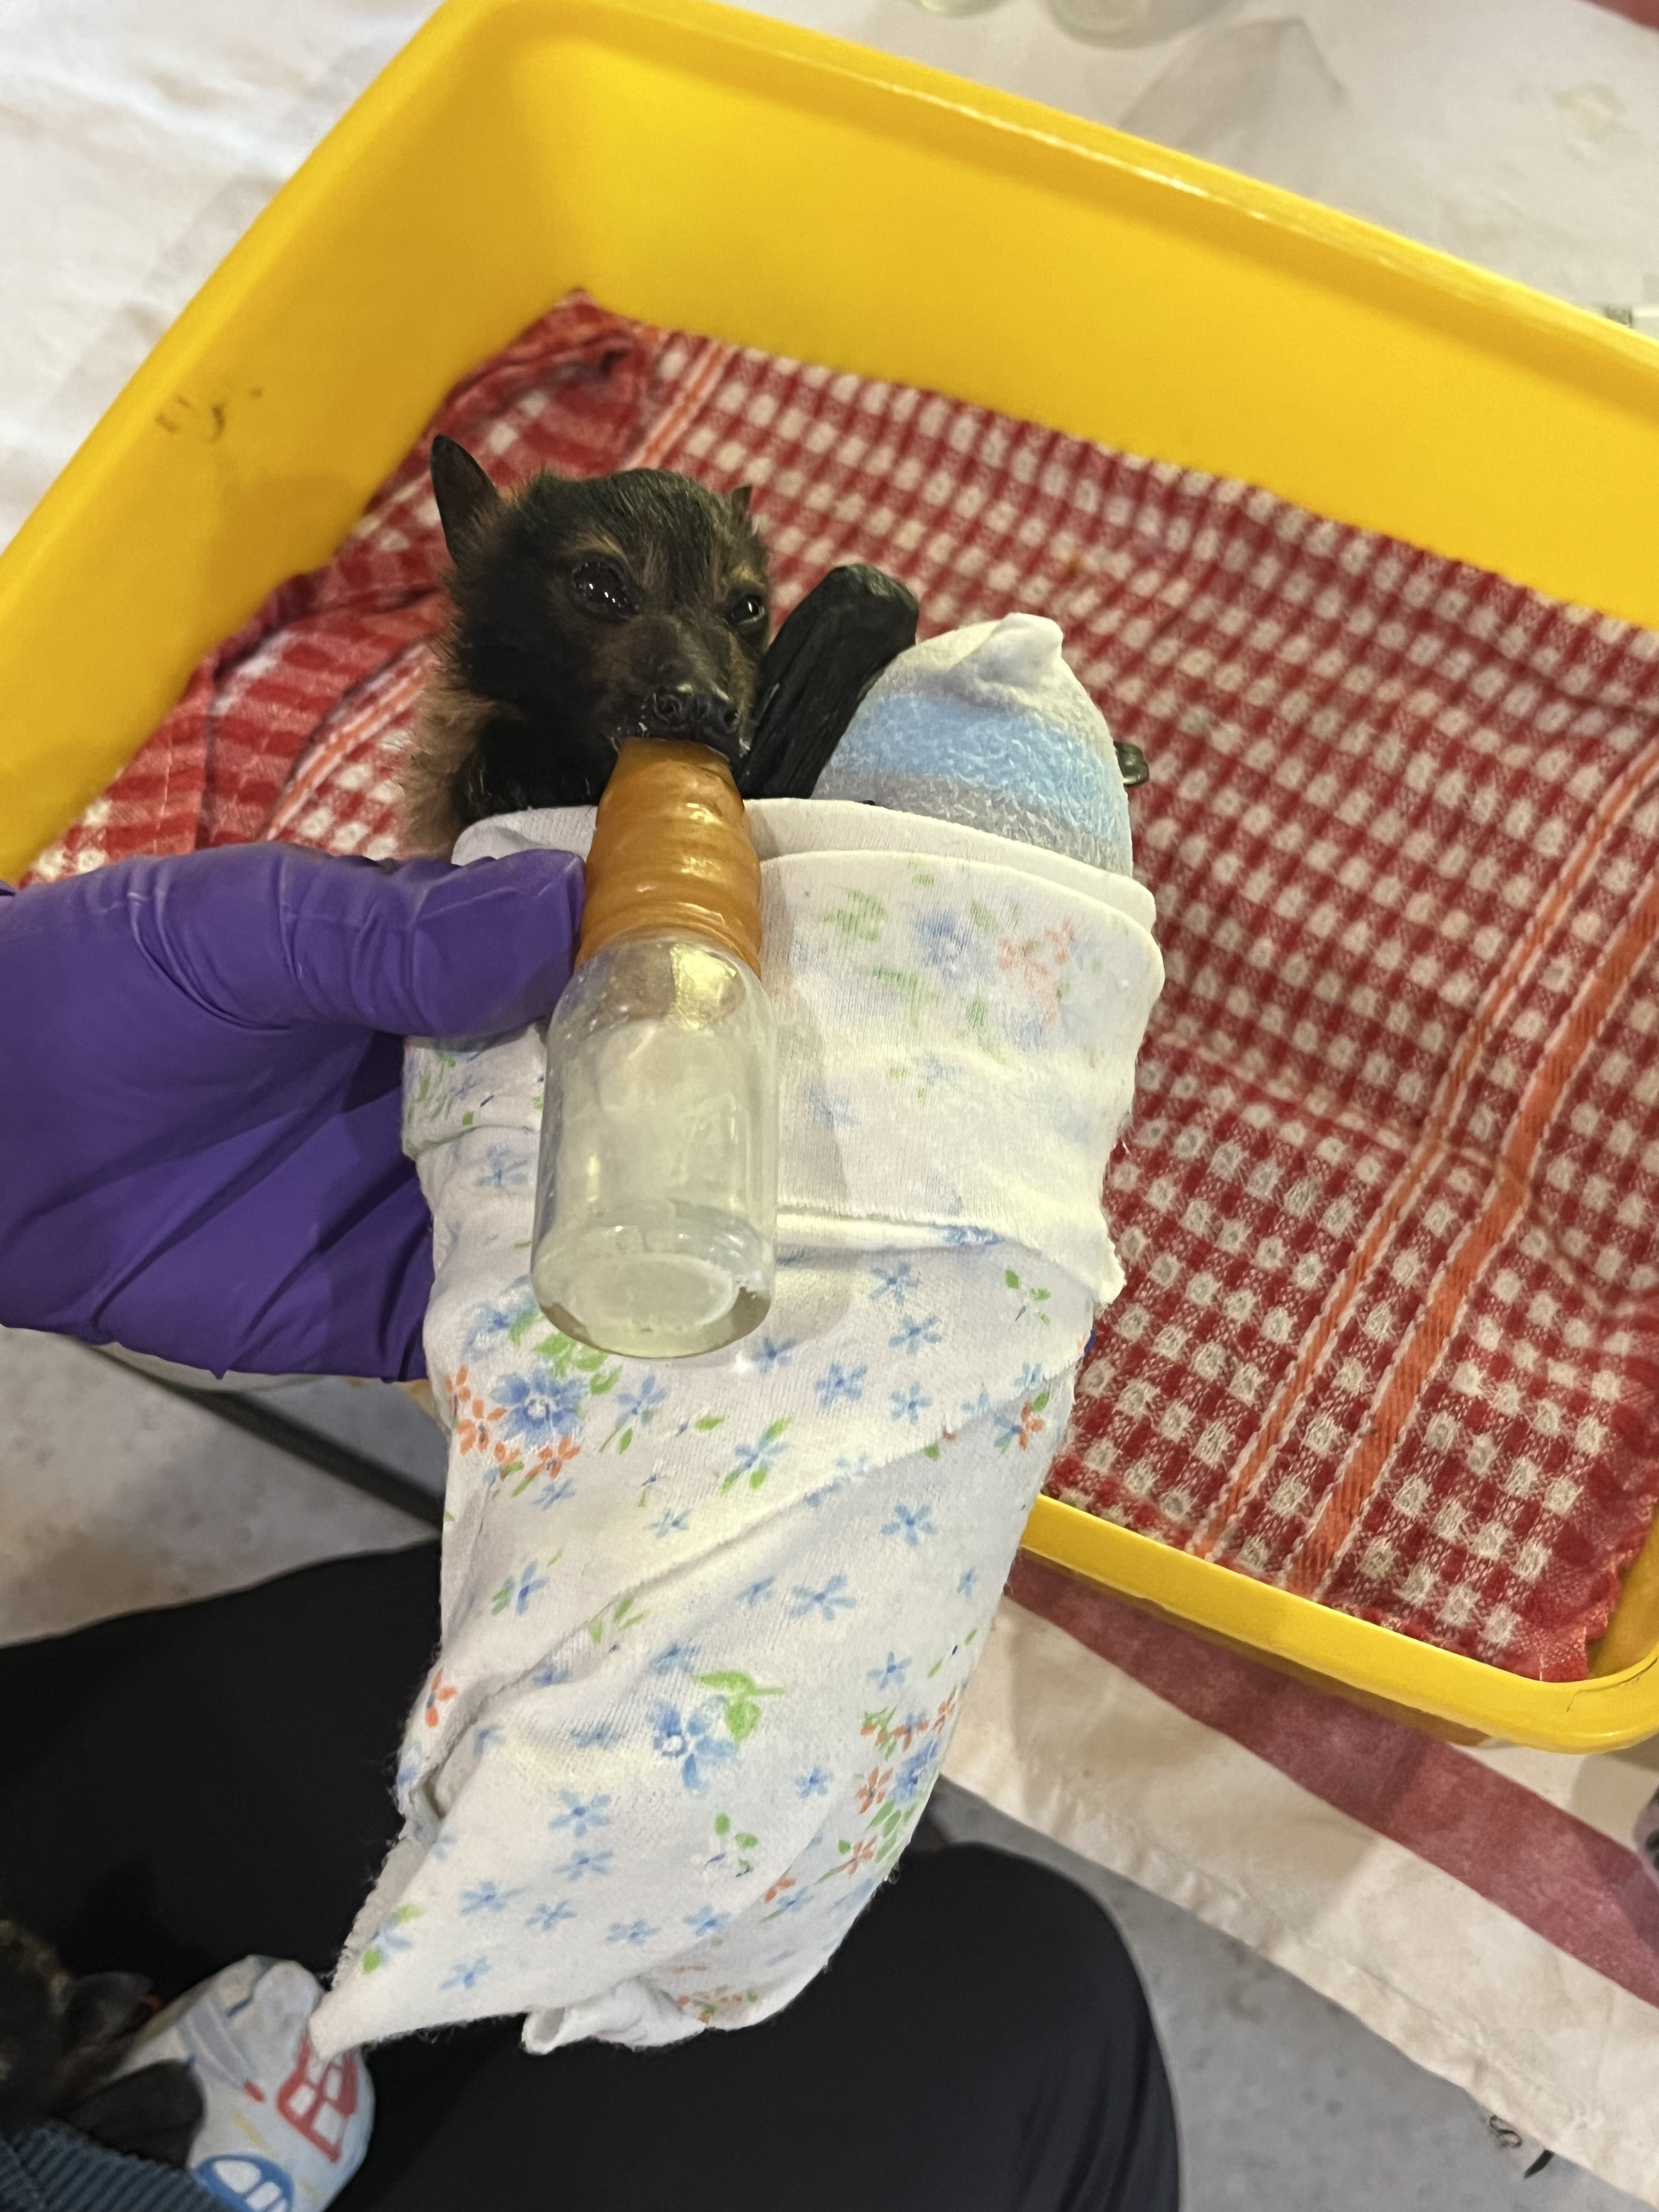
<box><xmin>1041</xmin><ymin>0</ymin><xmax>1226</xmax><ymax>46</ymax></box>
<box><xmin>908</xmin><ymin>0</ymin><xmax>1010</xmax><ymax>22</ymax></box>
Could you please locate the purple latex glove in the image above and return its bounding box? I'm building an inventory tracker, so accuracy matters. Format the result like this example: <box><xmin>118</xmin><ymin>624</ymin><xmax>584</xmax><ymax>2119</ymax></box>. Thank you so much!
<box><xmin>0</xmin><ymin>843</ymin><xmax>584</xmax><ymax>1379</ymax></box>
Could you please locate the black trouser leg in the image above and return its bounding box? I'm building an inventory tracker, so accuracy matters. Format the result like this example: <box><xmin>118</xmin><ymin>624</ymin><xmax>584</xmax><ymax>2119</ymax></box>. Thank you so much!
<box><xmin>0</xmin><ymin>1544</ymin><xmax>439</xmax><ymax>1992</ymax></box>
<box><xmin>345</xmin><ymin>1842</ymin><xmax>1180</xmax><ymax>2212</ymax></box>
<box><xmin>0</xmin><ymin>1545</ymin><xmax>1178</xmax><ymax>2212</ymax></box>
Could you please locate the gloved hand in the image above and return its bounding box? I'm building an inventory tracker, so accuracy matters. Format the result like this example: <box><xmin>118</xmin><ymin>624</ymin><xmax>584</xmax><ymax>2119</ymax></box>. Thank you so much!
<box><xmin>0</xmin><ymin>842</ymin><xmax>584</xmax><ymax>1379</ymax></box>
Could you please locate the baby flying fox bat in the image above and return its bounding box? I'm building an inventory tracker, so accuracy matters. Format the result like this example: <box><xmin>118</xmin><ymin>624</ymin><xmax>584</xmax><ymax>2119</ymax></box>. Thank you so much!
<box><xmin>404</xmin><ymin>434</ymin><xmax>920</xmax><ymax>846</ymax></box>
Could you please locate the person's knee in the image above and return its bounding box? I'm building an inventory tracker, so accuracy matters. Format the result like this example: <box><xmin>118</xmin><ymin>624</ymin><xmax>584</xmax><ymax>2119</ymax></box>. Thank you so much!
<box><xmin>900</xmin><ymin>1843</ymin><xmax>1179</xmax><ymax>2211</ymax></box>
<box><xmin>915</xmin><ymin>1842</ymin><xmax>1150</xmax><ymax>2029</ymax></box>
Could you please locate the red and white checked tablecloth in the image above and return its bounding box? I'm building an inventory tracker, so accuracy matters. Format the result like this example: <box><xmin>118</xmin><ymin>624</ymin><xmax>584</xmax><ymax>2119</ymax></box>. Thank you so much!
<box><xmin>28</xmin><ymin>292</ymin><xmax>1659</xmax><ymax>1683</ymax></box>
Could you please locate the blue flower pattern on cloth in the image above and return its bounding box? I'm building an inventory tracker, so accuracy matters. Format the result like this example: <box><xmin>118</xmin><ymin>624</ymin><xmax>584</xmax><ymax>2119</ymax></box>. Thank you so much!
<box><xmin>496</xmin><ymin>1370</ymin><xmax>584</xmax><ymax>1448</ymax></box>
<box><xmin>313</xmin><ymin>743</ymin><xmax>1161</xmax><ymax>2064</ymax></box>
<box><xmin>652</xmin><ymin>1702</ymin><xmax>738</xmax><ymax>1793</ymax></box>
<box><xmin>549</xmin><ymin>1793</ymin><xmax>611</xmax><ymax>1838</ymax></box>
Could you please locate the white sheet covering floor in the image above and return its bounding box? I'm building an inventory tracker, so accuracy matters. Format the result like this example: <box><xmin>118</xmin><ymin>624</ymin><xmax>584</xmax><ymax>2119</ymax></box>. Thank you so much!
<box><xmin>4</xmin><ymin>0</ymin><xmax>1659</xmax><ymax>2202</ymax></box>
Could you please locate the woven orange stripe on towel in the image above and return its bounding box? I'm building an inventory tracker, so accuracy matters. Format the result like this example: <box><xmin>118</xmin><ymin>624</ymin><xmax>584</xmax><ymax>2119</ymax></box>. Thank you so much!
<box><xmin>28</xmin><ymin>294</ymin><xmax>1659</xmax><ymax>1681</ymax></box>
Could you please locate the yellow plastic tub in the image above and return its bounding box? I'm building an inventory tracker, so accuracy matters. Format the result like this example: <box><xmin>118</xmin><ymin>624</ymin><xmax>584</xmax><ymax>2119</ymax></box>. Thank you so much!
<box><xmin>5</xmin><ymin>0</ymin><xmax>1659</xmax><ymax>1750</ymax></box>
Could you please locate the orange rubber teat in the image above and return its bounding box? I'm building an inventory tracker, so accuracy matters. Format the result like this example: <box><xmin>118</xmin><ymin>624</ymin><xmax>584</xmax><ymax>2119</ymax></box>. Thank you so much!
<box><xmin>575</xmin><ymin>738</ymin><xmax>763</xmax><ymax>975</ymax></box>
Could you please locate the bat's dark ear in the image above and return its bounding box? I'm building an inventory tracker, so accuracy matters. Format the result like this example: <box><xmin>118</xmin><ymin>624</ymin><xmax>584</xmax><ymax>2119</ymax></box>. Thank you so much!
<box><xmin>729</xmin><ymin>484</ymin><xmax>754</xmax><ymax>522</ymax></box>
<box><xmin>431</xmin><ymin>435</ymin><xmax>502</xmax><ymax>561</ymax></box>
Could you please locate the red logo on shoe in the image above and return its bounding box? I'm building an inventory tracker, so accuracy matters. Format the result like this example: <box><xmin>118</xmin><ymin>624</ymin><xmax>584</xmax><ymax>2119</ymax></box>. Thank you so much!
<box><xmin>275</xmin><ymin>2035</ymin><xmax>359</xmax><ymax>2162</ymax></box>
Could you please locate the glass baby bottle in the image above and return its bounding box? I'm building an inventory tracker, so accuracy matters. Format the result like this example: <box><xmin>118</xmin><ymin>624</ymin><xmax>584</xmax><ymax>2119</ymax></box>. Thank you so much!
<box><xmin>529</xmin><ymin>738</ymin><xmax>778</xmax><ymax>1359</ymax></box>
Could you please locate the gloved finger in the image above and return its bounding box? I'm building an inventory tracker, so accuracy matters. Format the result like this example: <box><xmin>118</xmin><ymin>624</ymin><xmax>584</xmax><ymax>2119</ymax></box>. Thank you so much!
<box><xmin>115</xmin><ymin>843</ymin><xmax>585</xmax><ymax>1036</ymax></box>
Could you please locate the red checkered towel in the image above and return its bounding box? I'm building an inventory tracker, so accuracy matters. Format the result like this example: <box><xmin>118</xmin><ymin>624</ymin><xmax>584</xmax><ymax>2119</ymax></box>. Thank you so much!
<box><xmin>29</xmin><ymin>294</ymin><xmax>1659</xmax><ymax>1681</ymax></box>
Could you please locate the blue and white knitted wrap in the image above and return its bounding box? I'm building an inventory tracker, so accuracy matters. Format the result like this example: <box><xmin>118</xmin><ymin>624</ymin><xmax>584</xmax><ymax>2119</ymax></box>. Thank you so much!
<box><xmin>816</xmin><ymin>612</ymin><xmax>1132</xmax><ymax>875</ymax></box>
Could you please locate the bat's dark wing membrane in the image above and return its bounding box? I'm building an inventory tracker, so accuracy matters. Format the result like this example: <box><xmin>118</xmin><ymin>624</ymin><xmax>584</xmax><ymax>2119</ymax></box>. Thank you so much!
<box><xmin>738</xmin><ymin>566</ymin><xmax>919</xmax><ymax>800</ymax></box>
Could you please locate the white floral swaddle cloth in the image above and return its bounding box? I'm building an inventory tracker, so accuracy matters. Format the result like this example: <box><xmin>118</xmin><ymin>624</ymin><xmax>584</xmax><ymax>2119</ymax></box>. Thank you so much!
<box><xmin>311</xmin><ymin>616</ymin><xmax>1164</xmax><ymax>2059</ymax></box>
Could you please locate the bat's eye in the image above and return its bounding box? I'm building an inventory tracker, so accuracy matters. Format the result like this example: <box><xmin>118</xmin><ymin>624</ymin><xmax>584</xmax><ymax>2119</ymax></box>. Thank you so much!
<box><xmin>569</xmin><ymin>558</ymin><xmax>638</xmax><ymax>619</ymax></box>
<box><xmin>726</xmin><ymin>591</ymin><xmax>768</xmax><ymax>632</ymax></box>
